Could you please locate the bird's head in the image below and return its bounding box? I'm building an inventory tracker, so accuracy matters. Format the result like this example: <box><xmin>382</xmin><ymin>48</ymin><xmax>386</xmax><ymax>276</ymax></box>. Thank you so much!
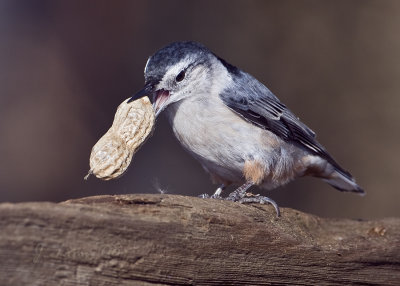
<box><xmin>129</xmin><ymin>42</ymin><xmax>219</xmax><ymax>116</ymax></box>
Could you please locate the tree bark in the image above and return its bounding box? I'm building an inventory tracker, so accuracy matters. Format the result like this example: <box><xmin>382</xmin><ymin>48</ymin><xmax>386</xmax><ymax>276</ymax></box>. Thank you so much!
<box><xmin>0</xmin><ymin>194</ymin><xmax>399</xmax><ymax>285</ymax></box>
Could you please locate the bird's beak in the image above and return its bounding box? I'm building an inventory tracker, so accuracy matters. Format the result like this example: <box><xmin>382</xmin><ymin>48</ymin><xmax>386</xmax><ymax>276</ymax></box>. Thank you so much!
<box><xmin>128</xmin><ymin>84</ymin><xmax>153</xmax><ymax>103</ymax></box>
<box><xmin>128</xmin><ymin>83</ymin><xmax>170</xmax><ymax>117</ymax></box>
<box><xmin>128</xmin><ymin>82</ymin><xmax>154</xmax><ymax>103</ymax></box>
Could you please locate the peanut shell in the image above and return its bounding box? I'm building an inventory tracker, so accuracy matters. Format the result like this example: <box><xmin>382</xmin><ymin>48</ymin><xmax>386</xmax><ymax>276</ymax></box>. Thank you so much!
<box><xmin>86</xmin><ymin>96</ymin><xmax>155</xmax><ymax>180</ymax></box>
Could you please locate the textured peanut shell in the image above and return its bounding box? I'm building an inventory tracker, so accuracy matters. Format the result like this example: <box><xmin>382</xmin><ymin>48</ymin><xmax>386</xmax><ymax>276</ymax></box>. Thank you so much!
<box><xmin>87</xmin><ymin>97</ymin><xmax>155</xmax><ymax>180</ymax></box>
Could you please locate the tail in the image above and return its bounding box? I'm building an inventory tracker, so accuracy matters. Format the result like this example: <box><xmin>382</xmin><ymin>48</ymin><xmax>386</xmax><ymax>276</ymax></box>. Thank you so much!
<box><xmin>322</xmin><ymin>169</ymin><xmax>365</xmax><ymax>195</ymax></box>
<box><xmin>304</xmin><ymin>155</ymin><xmax>365</xmax><ymax>195</ymax></box>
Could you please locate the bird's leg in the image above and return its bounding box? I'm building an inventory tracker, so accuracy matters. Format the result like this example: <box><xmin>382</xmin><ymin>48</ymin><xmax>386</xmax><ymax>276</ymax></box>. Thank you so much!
<box><xmin>226</xmin><ymin>181</ymin><xmax>281</xmax><ymax>217</ymax></box>
<box><xmin>226</xmin><ymin>181</ymin><xmax>253</xmax><ymax>201</ymax></box>
<box><xmin>198</xmin><ymin>184</ymin><xmax>225</xmax><ymax>199</ymax></box>
<box><xmin>211</xmin><ymin>184</ymin><xmax>225</xmax><ymax>198</ymax></box>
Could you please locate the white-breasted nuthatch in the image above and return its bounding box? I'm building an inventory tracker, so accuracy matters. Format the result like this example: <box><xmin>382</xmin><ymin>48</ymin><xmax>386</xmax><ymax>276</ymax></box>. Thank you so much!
<box><xmin>129</xmin><ymin>41</ymin><xmax>364</xmax><ymax>216</ymax></box>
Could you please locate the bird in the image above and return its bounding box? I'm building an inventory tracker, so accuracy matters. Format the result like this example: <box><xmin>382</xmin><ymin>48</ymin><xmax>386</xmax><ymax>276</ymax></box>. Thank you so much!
<box><xmin>129</xmin><ymin>41</ymin><xmax>364</xmax><ymax>216</ymax></box>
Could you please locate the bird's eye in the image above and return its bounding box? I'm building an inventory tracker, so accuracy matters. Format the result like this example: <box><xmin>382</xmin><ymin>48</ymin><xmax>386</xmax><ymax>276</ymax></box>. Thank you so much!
<box><xmin>176</xmin><ymin>70</ymin><xmax>185</xmax><ymax>82</ymax></box>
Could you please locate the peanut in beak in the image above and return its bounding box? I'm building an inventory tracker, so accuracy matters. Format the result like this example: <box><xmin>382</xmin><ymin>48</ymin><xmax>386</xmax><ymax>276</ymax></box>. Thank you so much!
<box><xmin>85</xmin><ymin>96</ymin><xmax>155</xmax><ymax>180</ymax></box>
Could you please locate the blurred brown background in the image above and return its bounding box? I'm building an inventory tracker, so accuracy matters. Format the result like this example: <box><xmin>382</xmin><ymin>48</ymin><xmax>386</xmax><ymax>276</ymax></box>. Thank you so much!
<box><xmin>0</xmin><ymin>0</ymin><xmax>399</xmax><ymax>219</ymax></box>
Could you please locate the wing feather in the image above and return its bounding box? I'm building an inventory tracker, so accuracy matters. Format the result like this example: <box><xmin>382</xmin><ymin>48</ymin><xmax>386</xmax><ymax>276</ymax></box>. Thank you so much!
<box><xmin>219</xmin><ymin>70</ymin><xmax>351</xmax><ymax>178</ymax></box>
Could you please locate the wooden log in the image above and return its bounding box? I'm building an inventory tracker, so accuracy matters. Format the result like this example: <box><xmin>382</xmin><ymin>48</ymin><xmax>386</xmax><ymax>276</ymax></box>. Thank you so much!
<box><xmin>0</xmin><ymin>194</ymin><xmax>399</xmax><ymax>285</ymax></box>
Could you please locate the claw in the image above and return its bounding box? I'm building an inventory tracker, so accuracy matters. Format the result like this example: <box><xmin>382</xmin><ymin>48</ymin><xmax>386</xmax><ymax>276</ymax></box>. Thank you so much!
<box><xmin>199</xmin><ymin>184</ymin><xmax>225</xmax><ymax>199</ymax></box>
<box><xmin>226</xmin><ymin>181</ymin><xmax>281</xmax><ymax>217</ymax></box>
<box><xmin>238</xmin><ymin>196</ymin><xmax>281</xmax><ymax>217</ymax></box>
<box><xmin>198</xmin><ymin>193</ymin><xmax>210</xmax><ymax>198</ymax></box>
<box><xmin>199</xmin><ymin>193</ymin><xmax>222</xmax><ymax>199</ymax></box>
<box><xmin>199</xmin><ymin>181</ymin><xmax>281</xmax><ymax>217</ymax></box>
<box><xmin>210</xmin><ymin>193</ymin><xmax>222</xmax><ymax>199</ymax></box>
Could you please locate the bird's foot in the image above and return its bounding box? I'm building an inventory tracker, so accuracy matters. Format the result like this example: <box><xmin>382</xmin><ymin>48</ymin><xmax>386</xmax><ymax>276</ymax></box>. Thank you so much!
<box><xmin>198</xmin><ymin>193</ymin><xmax>223</xmax><ymax>199</ymax></box>
<box><xmin>238</xmin><ymin>193</ymin><xmax>281</xmax><ymax>217</ymax></box>
<box><xmin>198</xmin><ymin>184</ymin><xmax>225</xmax><ymax>199</ymax></box>
<box><xmin>200</xmin><ymin>181</ymin><xmax>280</xmax><ymax>217</ymax></box>
<box><xmin>226</xmin><ymin>182</ymin><xmax>280</xmax><ymax>217</ymax></box>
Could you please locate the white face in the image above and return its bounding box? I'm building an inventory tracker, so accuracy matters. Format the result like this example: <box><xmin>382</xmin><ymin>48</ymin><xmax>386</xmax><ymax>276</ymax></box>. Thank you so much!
<box><xmin>152</xmin><ymin>55</ymin><xmax>211</xmax><ymax>116</ymax></box>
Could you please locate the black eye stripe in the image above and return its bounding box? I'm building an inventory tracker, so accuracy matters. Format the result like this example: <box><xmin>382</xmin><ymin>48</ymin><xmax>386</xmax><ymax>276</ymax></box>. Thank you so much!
<box><xmin>176</xmin><ymin>70</ymin><xmax>185</xmax><ymax>82</ymax></box>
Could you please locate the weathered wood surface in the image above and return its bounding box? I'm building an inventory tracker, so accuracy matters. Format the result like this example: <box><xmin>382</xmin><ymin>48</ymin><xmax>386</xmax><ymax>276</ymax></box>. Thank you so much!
<box><xmin>0</xmin><ymin>194</ymin><xmax>399</xmax><ymax>285</ymax></box>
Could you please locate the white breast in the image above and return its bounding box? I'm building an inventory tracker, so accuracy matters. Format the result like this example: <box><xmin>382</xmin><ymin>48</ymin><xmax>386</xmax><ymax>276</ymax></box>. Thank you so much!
<box><xmin>165</xmin><ymin>93</ymin><xmax>278</xmax><ymax>182</ymax></box>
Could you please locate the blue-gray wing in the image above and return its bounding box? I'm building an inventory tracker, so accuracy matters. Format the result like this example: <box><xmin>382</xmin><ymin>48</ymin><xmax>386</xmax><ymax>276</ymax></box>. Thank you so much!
<box><xmin>219</xmin><ymin>70</ymin><xmax>351</xmax><ymax>177</ymax></box>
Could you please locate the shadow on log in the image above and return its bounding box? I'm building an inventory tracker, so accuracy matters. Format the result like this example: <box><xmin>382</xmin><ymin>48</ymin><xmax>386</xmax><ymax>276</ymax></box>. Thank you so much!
<box><xmin>0</xmin><ymin>194</ymin><xmax>399</xmax><ymax>285</ymax></box>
